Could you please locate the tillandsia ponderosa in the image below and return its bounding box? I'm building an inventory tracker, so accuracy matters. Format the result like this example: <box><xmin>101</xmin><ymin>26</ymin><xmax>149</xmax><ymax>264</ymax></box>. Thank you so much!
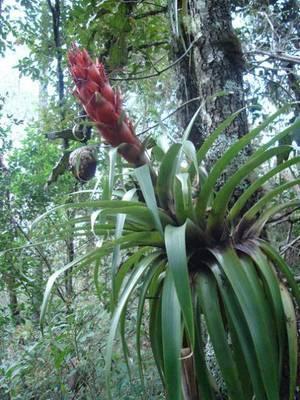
<box><xmin>68</xmin><ymin>45</ymin><xmax>149</xmax><ymax>167</ymax></box>
<box><xmin>38</xmin><ymin>46</ymin><xmax>300</xmax><ymax>400</ymax></box>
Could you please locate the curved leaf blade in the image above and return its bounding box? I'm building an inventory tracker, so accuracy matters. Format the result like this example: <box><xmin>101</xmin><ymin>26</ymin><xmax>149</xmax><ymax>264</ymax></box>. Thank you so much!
<box><xmin>162</xmin><ymin>270</ymin><xmax>182</xmax><ymax>400</ymax></box>
<box><xmin>211</xmin><ymin>248</ymin><xmax>280</xmax><ymax>400</ymax></box>
<box><xmin>135</xmin><ymin>164</ymin><xmax>164</xmax><ymax>235</ymax></box>
<box><xmin>228</xmin><ymin>157</ymin><xmax>300</xmax><ymax>222</ymax></box>
<box><xmin>165</xmin><ymin>224</ymin><xmax>194</xmax><ymax>347</ymax></box>
<box><xmin>207</xmin><ymin>146</ymin><xmax>293</xmax><ymax>234</ymax></box>
<box><xmin>196</xmin><ymin>270</ymin><xmax>244</xmax><ymax>400</ymax></box>
<box><xmin>280</xmin><ymin>283</ymin><xmax>298</xmax><ymax>400</ymax></box>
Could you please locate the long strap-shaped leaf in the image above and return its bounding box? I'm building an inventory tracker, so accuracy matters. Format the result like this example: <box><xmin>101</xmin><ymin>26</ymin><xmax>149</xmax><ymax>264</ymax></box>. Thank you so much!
<box><xmin>174</xmin><ymin>173</ymin><xmax>195</xmax><ymax>224</ymax></box>
<box><xmin>136</xmin><ymin>260</ymin><xmax>165</xmax><ymax>389</ymax></box>
<box><xmin>228</xmin><ymin>156</ymin><xmax>300</xmax><ymax>222</ymax></box>
<box><xmin>259</xmin><ymin>242</ymin><xmax>300</xmax><ymax>307</ymax></box>
<box><xmin>211</xmin><ymin>248</ymin><xmax>280</xmax><ymax>400</ymax></box>
<box><xmin>156</xmin><ymin>143</ymin><xmax>181</xmax><ymax>211</ymax></box>
<box><xmin>111</xmin><ymin>189</ymin><xmax>137</xmax><ymax>305</ymax></box>
<box><xmin>239</xmin><ymin>256</ymin><xmax>279</xmax><ymax>368</ymax></box>
<box><xmin>196</xmin><ymin>270</ymin><xmax>244</xmax><ymax>400</ymax></box>
<box><xmin>149</xmin><ymin>277</ymin><xmax>165</xmax><ymax>384</ymax></box>
<box><xmin>207</xmin><ymin>146</ymin><xmax>292</xmax><ymax>234</ymax></box>
<box><xmin>242</xmin><ymin>178</ymin><xmax>300</xmax><ymax>223</ymax></box>
<box><xmin>32</xmin><ymin>199</ymin><xmax>147</xmax><ymax>227</ymax></box>
<box><xmin>165</xmin><ymin>224</ymin><xmax>194</xmax><ymax>347</ymax></box>
<box><xmin>248</xmin><ymin>248</ymin><xmax>285</xmax><ymax>376</ymax></box>
<box><xmin>101</xmin><ymin>206</ymin><xmax>172</xmax><ymax>231</ymax></box>
<box><xmin>195</xmin><ymin>105</ymin><xmax>292</xmax><ymax>222</ymax></box>
<box><xmin>194</xmin><ymin>298</ymin><xmax>217</xmax><ymax>400</ymax></box>
<box><xmin>244</xmin><ymin>200</ymin><xmax>300</xmax><ymax>237</ymax></box>
<box><xmin>105</xmin><ymin>252</ymin><xmax>161</xmax><ymax>400</ymax></box>
<box><xmin>210</xmin><ymin>263</ymin><xmax>266</xmax><ymax>399</ymax></box>
<box><xmin>188</xmin><ymin>109</ymin><xmax>245</xmax><ymax>184</ymax></box>
<box><xmin>162</xmin><ymin>270</ymin><xmax>182</xmax><ymax>400</ymax></box>
<box><xmin>135</xmin><ymin>164</ymin><xmax>164</xmax><ymax>235</ymax></box>
<box><xmin>113</xmin><ymin>247</ymin><xmax>150</xmax><ymax>305</ymax></box>
<box><xmin>254</xmin><ymin>114</ymin><xmax>300</xmax><ymax>157</ymax></box>
<box><xmin>101</xmin><ymin>148</ymin><xmax>117</xmax><ymax>200</ymax></box>
<box><xmin>196</xmin><ymin>109</ymin><xmax>245</xmax><ymax>165</ymax></box>
<box><xmin>280</xmin><ymin>283</ymin><xmax>298</xmax><ymax>400</ymax></box>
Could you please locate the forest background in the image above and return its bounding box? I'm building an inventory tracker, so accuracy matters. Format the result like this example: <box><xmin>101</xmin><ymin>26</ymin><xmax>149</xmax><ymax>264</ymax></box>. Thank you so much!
<box><xmin>0</xmin><ymin>0</ymin><xmax>300</xmax><ymax>399</ymax></box>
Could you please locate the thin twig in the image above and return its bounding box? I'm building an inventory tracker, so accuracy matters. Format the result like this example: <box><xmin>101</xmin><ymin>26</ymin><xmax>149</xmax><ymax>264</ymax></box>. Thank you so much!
<box><xmin>280</xmin><ymin>235</ymin><xmax>300</xmax><ymax>255</ymax></box>
<box><xmin>137</xmin><ymin>96</ymin><xmax>201</xmax><ymax>136</ymax></box>
<box><xmin>111</xmin><ymin>35</ymin><xmax>201</xmax><ymax>81</ymax></box>
<box><xmin>12</xmin><ymin>218</ymin><xmax>67</xmax><ymax>303</ymax></box>
<box><xmin>247</xmin><ymin>49</ymin><xmax>300</xmax><ymax>65</ymax></box>
<box><xmin>268</xmin><ymin>207</ymin><xmax>300</xmax><ymax>223</ymax></box>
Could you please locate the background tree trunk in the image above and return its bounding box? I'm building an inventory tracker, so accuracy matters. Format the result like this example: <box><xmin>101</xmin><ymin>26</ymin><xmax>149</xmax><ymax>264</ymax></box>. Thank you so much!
<box><xmin>172</xmin><ymin>0</ymin><xmax>249</xmax><ymax>169</ymax></box>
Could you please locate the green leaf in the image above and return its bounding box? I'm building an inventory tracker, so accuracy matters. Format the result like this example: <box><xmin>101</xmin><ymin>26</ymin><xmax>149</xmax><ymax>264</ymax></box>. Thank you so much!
<box><xmin>241</xmin><ymin>178</ymin><xmax>300</xmax><ymax>222</ymax></box>
<box><xmin>174</xmin><ymin>173</ymin><xmax>195</xmax><ymax>224</ymax></box>
<box><xmin>255</xmin><ymin>114</ymin><xmax>300</xmax><ymax>157</ymax></box>
<box><xmin>196</xmin><ymin>270</ymin><xmax>244</xmax><ymax>400</ymax></box>
<box><xmin>194</xmin><ymin>301</ymin><xmax>217</xmax><ymax>400</ymax></box>
<box><xmin>149</xmin><ymin>279</ymin><xmax>165</xmax><ymax>383</ymax></box>
<box><xmin>182</xmin><ymin>104</ymin><xmax>203</xmax><ymax>142</ymax></box>
<box><xmin>94</xmin><ymin>257</ymin><xmax>103</xmax><ymax>301</ymax></box>
<box><xmin>114</xmin><ymin>248</ymin><xmax>150</xmax><ymax>306</ymax></box>
<box><xmin>156</xmin><ymin>143</ymin><xmax>181</xmax><ymax>211</ymax></box>
<box><xmin>136</xmin><ymin>260</ymin><xmax>165</xmax><ymax>389</ymax></box>
<box><xmin>31</xmin><ymin>199</ymin><xmax>144</xmax><ymax>228</ymax></box>
<box><xmin>211</xmin><ymin>262</ymin><xmax>265</xmax><ymax>400</ymax></box>
<box><xmin>211</xmin><ymin>248</ymin><xmax>280</xmax><ymax>400</ymax></box>
<box><xmin>165</xmin><ymin>224</ymin><xmax>194</xmax><ymax>347</ymax></box>
<box><xmin>135</xmin><ymin>164</ymin><xmax>164</xmax><ymax>235</ymax></box>
<box><xmin>260</xmin><ymin>242</ymin><xmax>300</xmax><ymax>307</ymax></box>
<box><xmin>196</xmin><ymin>108</ymin><xmax>245</xmax><ymax>164</ymax></box>
<box><xmin>105</xmin><ymin>253</ymin><xmax>160</xmax><ymax>399</ymax></box>
<box><xmin>207</xmin><ymin>146</ymin><xmax>293</xmax><ymax>234</ymax></box>
<box><xmin>195</xmin><ymin>105</ymin><xmax>292</xmax><ymax>223</ymax></box>
<box><xmin>182</xmin><ymin>140</ymin><xmax>200</xmax><ymax>184</ymax></box>
<box><xmin>239</xmin><ymin>256</ymin><xmax>278</xmax><ymax>356</ymax></box>
<box><xmin>111</xmin><ymin>189</ymin><xmax>137</xmax><ymax>304</ymax></box>
<box><xmin>250</xmin><ymin>248</ymin><xmax>285</xmax><ymax>375</ymax></box>
<box><xmin>162</xmin><ymin>270</ymin><xmax>182</xmax><ymax>400</ymax></box>
<box><xmin>244</xmin><ymin>200</ymin><xmax>300</xmax><ymax>237</ymax></box>
<box><xmin>100</xmin><ymin>206</ymin><xmax>172</xmax><ymax>231</ymax></box>
<box><xmin>280</xmin><ymin>283</ymin><xmax>298</xmax><ymax>400</ymax></box>
<box><xmin>102</xmin><ymin>148</ymin><xmax>117</xmax><ymax>200</ymax></box>
<box><xmin>228</xmin><ymin>156</ymin><xmax>300</xmax><ymax>222</ymax></box>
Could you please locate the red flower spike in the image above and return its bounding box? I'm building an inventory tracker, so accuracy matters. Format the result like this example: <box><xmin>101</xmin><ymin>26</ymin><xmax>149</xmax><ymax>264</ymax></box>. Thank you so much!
<box><xmin>68</xmin><ymin>45</ymin><xmax>145</xmax><ymax>165</ymax></box>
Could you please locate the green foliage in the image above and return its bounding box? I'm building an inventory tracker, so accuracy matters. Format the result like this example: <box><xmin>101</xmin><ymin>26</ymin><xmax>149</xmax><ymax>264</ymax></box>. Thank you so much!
<box><xmin>39</xmin><ymin>107</ymin><xmax>300</xmax><ymax>399</ymax></box>
<box><xmin>0</xmin><ymin>297</ymin><xmax>164</xmax><ymax>399</ymax></box>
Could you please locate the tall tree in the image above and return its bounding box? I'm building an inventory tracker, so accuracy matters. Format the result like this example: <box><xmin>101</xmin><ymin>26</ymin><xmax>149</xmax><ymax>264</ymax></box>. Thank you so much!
<box><xmin>170</xmin><ymin>1</ymin><xmax>248</xmax><ymax>159</ymax></box>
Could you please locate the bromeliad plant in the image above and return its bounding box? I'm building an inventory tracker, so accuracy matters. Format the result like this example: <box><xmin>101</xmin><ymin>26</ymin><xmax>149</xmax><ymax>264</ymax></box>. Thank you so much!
<box><xmin>39</xmin><ymin>47</ymin><xmax>300</xmax><ymax>400</ymax></box>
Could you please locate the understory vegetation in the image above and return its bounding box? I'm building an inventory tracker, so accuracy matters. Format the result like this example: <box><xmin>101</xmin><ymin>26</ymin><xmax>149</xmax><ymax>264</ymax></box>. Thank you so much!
<box><xmin>0</xmin><ymin>1</ymin><xmax>300</xmax><ymax>399</ymax></box>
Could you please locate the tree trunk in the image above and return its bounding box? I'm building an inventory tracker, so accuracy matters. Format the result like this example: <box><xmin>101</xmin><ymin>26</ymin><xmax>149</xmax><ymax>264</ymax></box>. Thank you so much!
<box><xmin>171</xmin><ymin>2</ymin><xmax>249</xmax><ymax>398</ymax></box>
<box><xmin>172</xmin><ymin>0</ymin><xmax>249</xmax><ymax>170</ymax></box>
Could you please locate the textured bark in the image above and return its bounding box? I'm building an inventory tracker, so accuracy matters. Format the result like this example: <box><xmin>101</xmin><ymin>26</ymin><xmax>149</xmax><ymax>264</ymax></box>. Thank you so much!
<box><xmin>172</xmin><ymin>0</ymin><xmax>249</xmax><ymax>169</ymax></box>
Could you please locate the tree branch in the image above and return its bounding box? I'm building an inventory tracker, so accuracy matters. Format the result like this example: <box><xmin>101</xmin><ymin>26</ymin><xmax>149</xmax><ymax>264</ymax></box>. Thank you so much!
<box><xmin>248</xmin><ymin>49</ymin><xmax>300</xmax><ymax>65</ymax></box>
<box><xmin>128</xmin><ymin>40</ymin><xmax>169</xmax><ymax>52</ymax></box>
<box><xmin>111</xmin><ymin>35</ymin><xmax>200</xmax><ymax>81</ymax></box>
<box><xmin>134</xmin><ymin>6</ymin><xmax>167</xmax><ymax>19</ymax></box>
